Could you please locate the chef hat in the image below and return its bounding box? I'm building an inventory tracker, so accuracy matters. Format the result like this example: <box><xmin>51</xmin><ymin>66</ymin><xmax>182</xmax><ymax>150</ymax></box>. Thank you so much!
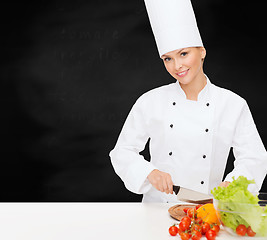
<box><xmin>144</xmin><ymin>0</ymin><xmax>203</xmax><ymax>57</ymax></box>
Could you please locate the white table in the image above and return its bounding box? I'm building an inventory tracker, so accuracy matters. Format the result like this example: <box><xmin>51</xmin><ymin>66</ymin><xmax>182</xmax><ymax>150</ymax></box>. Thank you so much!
<box><xmin>0</xmin><ymin>203</ymin><xmax>260</xmax><ymax>239</ymax></box>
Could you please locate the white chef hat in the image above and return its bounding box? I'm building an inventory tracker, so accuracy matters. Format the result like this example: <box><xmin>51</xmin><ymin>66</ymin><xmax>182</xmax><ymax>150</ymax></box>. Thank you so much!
<box><xmin>144</xmin><ymin>0</ymin><xmax>203</xmax><ymax>57</ymax></box>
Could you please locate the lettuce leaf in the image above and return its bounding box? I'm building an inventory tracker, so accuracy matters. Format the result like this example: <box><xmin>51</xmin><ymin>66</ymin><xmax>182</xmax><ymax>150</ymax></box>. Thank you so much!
<box><xmin>211</xmin><ymin>176</ymin><xmax>266</xmax><ymax>236</ymax></box>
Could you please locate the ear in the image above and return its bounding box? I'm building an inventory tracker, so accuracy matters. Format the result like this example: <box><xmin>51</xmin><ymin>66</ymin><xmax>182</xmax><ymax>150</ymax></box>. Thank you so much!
<box><xmin>200</xmin><ymin>47</ymin><xmax>206</xmax><ymax>60</ymax></box>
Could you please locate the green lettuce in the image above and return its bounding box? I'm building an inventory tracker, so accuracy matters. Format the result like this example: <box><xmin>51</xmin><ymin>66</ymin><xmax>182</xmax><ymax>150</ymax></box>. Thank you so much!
<box><xmin>211</xmin><ymin>176</ymin><xmax>266</xmax><ymax>237</ymax></box>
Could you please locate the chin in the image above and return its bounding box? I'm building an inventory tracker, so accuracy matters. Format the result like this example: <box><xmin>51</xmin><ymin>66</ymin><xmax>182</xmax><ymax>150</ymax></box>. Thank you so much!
<box><xmin>177</xmin><ymin>76</ymin><xmax>192</xmax><ymax>85</ymax></box>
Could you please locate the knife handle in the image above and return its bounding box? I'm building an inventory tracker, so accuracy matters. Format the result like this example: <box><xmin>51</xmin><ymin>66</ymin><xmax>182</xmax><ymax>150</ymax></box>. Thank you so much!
<box><xmin>173</xmin><ymin>185</ymin><xmax>180</xmax><ymax>195</ymax></box>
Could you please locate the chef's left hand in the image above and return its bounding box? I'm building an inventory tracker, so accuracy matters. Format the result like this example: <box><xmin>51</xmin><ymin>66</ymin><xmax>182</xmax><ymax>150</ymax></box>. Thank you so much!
<box><xmin>219</xmin><ymin>181</ymin><xmax>230</xmax><ymax>187</ymax></box>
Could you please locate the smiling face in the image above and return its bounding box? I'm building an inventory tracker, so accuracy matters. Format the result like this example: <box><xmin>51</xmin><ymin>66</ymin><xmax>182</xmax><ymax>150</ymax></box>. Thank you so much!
<box><xmin>161</xmin><ymin>47</ymin><xmax>206</xmax><ymax>86</ymax></box>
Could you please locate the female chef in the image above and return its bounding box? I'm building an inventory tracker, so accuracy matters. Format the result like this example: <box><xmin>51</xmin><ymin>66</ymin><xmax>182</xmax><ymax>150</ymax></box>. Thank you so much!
<box><xmin>109</xmin><ymin>0</ymin><xmax>267</xmax><ymax>202</ymax></box>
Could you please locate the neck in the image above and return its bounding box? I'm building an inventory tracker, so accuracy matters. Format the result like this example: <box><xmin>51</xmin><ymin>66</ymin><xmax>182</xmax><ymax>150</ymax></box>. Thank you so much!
<box><xmin>180</xmin><ymin>72</ymin><xmax>207</xmax><ymax>101</ymax></box>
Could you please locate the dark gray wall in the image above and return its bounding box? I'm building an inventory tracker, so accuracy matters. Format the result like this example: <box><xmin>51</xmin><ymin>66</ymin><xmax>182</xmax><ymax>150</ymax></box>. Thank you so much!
<box><xmin>1</xmin><ymin>0</ymin><xmax>266</xmax><ymax>201</ymax></box>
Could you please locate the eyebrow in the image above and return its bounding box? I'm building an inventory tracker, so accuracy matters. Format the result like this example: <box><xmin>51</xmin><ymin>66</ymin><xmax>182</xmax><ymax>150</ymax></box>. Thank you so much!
<box><xmin>161</xmin><ymin>48</ymin><xmax>185</xmax><ymax>58</ymax></box>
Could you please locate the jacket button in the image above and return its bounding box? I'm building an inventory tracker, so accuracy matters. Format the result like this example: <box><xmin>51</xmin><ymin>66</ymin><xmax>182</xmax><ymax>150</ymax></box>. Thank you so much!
<box><xmin>170</xmin><ymin>124</ymin><xmax>173</xmax><ymax>128</ymax></box>
<box><xmin>201</xmin><ymin>181</ymin><xmax>204</xmax><ymax>184</ymax></box>
<box><xmin>205</xmin><ymin>129</ymin><xmax>209</xmax><ymax>132</ymax></box>
<box><xmin>203</xmin><ymin>155</ymin><xmax>206</xmax><ymax>159</ymax></box>
<box><xmin>169</xmin><ymin>152</ymin><xmax>172</xmax><ymax>156</ymax></box>
<box><xmin>206</xmin><ymin>103</ymin><xmax>210</xmax><ymax>106</ymax></box>
<box><xmin>173</xmin><ymin>102</ymin><xmax>176</xmax><ymax>106</ymax></box>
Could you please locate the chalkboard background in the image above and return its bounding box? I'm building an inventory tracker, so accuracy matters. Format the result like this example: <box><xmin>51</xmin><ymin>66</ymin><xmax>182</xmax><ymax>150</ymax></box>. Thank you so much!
<box><xmin>1</xmin><ymin>0</ymin><xmax>267</xmax><ymax>201</ymax></box>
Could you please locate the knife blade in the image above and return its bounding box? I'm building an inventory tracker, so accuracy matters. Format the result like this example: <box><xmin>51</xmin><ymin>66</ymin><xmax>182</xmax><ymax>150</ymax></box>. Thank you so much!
<box><xmin>173</xmin><ymin>185</ymin><xmax>213</xmax><ymax>204</ymax></box>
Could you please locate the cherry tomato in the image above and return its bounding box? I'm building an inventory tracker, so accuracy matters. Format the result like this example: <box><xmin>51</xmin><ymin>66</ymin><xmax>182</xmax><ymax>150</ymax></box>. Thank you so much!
<box><xmin>205</xmin><ymin>229</ymin><xmax>217</xmax><ymax>240</ymax></box>
<box><xmin>210</xmin><ymin>224</ymin><xmax>220</xmax><ymax>234</ymax></box>
<box><xmin>179</xmin><ymin>220</ymin><xmax>190</xmax><ymax>231</ymax></box>
<box><xmin>169</xmin><ymin>225</ymin><xmax>178</xmax><ymax>236</ymax></box>
<box><xmin>179</xmin><ymin>232</ymin><xmax>191</xmax><ymax>240</ymax></box>
<box><xmin>187</xmin><ymin>231</ymin><xmax>192</xmax><ymax>239</ymax></box>
<box><xmin>202</xmin><ymin>222</ymin><xmax>211</xmax><ymax>235</ymax></box>
<box><xmin>187</xmin><ymin>208</ymin><xmax>197</xmax><ymax>219</ymax></box>
<box><xmin>195</xmin><ymin>217</ymin><xmax>203</xmax><ymax>225</ymax></box>
<box><xmin>191</xmin><ymin>230</ymin><xmax>202</xmax><ymax>240</ymax></box>
<box><xmin>183</xmin><ymin>207</ymin><xmax>189</xmax><ymax>214</ymax></box>
<box><xmin>247</xmin><ymin>226</ymin><xmax>256</xmax><ymax>237</ymax></box>
<box><xmin>236</xmin><ymin>224</ymin><xmax>247</xmax><ymax>236</ymax></box>
<box><xmin>192</xmin><ymin>224</ymin><xmax>202</xmax><ymax>233</ymax></box>
<box><xmin>181</xmin><ymin>216</ymin><xmax>191</xmax><ymax>225</ymax></box>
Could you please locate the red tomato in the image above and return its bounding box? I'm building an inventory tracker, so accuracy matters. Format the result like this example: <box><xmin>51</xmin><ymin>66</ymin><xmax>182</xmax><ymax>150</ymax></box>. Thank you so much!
<box><xmin>202</xmin><ymin>222</ymin><xmax>211</xmax><ymax>235</ymax></box>
<box><xmin>210</xmin><ymin>224</ymin><xmax>220</xmax><ymax>234</ymax></box>
<box><xmin>179</xmin><ymin>220</ymin><xmax>190</xmax><ymax>231</ymax></box>
<box><xmin>247</xmin><ymin>226</ymin><xmax>256</xmax><ymax>237</ymax></box>
<box><xmin>183</xmin><ymin>207</ymin><xmax>189</xmax><ymax>214</ymax></box>
<box><xmin>191</xmin><ymin>230</ymin><xmax>202</xmax><ymax>240</ymax></box>
<box><xmin>187</xmin><ymin>208</ymin><xmax>197</xmax><ymax>219</ymax></box>
<box><xmin>168</xmin><ymin>225</ymin><xmax>178</xmax><ymax>236</ymax></box>
<box><xmin>192</xmin><ymin>224</ymin><xmax>202</xmax><ymax>233</ymax></box>
<box><xmin>181</xmin><ymin>216</ymin><xmax>191</xmax><ymax>225</ymax></box>
<box><xmin>195</xmin><ymin>217</ymin><xmax>203</xmax><ymax>225</ymax></box>
<box><xmin>179</xmin><ymin>232</ymin><xmax>191</xmax><ymax>240</ymax></box>
<box><xmin>205</xmin><ymin>230</ymin><xmax>217</xmax><ymax>240</ymax></box>
<box><xmin>236</xmin><ymin>224</ymin><xmax>247</xmax><ymax>236</ymax></box>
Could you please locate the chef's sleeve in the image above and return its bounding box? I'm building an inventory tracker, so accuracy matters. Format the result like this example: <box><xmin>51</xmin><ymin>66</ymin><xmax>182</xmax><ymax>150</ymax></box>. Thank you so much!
<box><xmin>109</xmin><ymin>96</ymin><xmax>157</xmax><ymax>194</ymax></box>
<box><xmin>224</xmin><ymin>100</ymin><xmax>267</xmax><ymax>192</ymax></box>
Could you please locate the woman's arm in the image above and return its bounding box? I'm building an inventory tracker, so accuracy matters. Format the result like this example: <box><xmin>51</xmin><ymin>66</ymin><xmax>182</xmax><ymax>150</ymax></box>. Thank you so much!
<box><xmin>224</xmin><ymin>100</ymin><xmax>267</xmax><ymax>191</ymax></box>
<box><xmin>109</xmin><ymin>96</ymin><xmax>157</xmax><ymax>194</ymax></box>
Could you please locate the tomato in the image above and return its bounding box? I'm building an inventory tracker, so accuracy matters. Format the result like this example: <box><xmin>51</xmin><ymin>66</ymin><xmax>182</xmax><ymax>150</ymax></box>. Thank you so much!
<box><xmin>183</xmin><ymin>207</ymin><xmax>189</xmax><ymax>214</ymax></box>
<box><xmin>236</xmin><ymin>224</ymin><xmax>247</xmax><ymax>236</ymax></box>
<box><xmin>192</xmin><ymin>224</ymin><xmax>202</xmax><ymax>233</ymax></box>
<box><xmin>210</xmin><ymin>224</ymin><xmax>220</xmax><ymax>234</ymax></box>
<box><xmin>187</xmin><ymin>208</ymin><xmax>197</xmax><ymax>219</ymax></box>
<box><xmin>201</xmin><ymin>222</ymin><xmax>211</xmax><ymax>235</ymax></box>
<box><xmin>205</xmin><ymin>230</ymin><xmax>217</xmax><ymax>240</ymax></box>
<box><xmin>195</xmin><ymin>217</ymin><xmax>203</xmax><ymax>225</ymax></box>
<box><xmin>247</xmin><ymin>226</ymin><xmax>256</xmax><ymax>237</ymax></box>
<box><xmin>168</xmin><ymin>225</ymin><xmax>178</xmax><ymax>236</ymax></box>
<box><xmin>181</xmin><ymin>216</ymin><xmax>191</xmax><ymax>225</ymax></box>
<box><xmin>191</xmin><ymin>230</ymin><xmax>202</xmax><ymax>240</ymax></box>
<box><xmin>179</xmin><ymin>220</ymin><xmax>190</xmax><ymax>231</ymax></box>
<box><xmin>179</xmin><ymin>232</ymin><xmax>191</xmax><ymax>240</ymax></box>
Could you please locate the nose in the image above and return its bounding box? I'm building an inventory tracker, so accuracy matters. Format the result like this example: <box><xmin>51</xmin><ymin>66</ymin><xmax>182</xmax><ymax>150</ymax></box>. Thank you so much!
<box><xmin>174</xmin><ymin>61</ymin><xmax>183</xmax><ymax>71</ymax></box>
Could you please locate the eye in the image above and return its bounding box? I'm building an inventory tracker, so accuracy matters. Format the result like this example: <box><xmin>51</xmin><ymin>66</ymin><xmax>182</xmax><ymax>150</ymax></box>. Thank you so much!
<box><xmin>181</xmin><ymin>52</ymin><xmax>188</xmax><ymax>57</ymax></box>
<box><xmin>164</xmin><ymin>57</ymin><xmax>171</xmax><ymax>62</ymax></box>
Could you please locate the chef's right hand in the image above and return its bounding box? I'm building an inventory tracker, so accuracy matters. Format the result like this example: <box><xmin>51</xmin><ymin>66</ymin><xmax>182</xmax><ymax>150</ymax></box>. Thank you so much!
<box><xmin>147</xmin><ymin>169</ymin><xmax>173</xmax><ymax>194</ymax></box>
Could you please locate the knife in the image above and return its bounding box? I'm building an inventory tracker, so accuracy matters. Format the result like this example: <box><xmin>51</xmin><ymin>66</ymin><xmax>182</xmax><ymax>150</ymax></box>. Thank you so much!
<box><xmin>173</xmin><ymin>185</ymin><xmax>213</xmax><ymax>204</ymax></box>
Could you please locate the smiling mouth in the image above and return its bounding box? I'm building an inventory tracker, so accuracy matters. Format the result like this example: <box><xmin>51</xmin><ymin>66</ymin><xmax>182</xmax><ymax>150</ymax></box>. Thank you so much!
<box><xmin>176</xmin><ymin>69</ymin><xmax>189</xmax><ymax>77</ymax></box>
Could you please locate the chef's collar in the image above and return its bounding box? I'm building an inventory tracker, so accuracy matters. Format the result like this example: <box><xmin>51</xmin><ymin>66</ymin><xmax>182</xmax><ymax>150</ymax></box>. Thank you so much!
<box><xmin>175</xmin><ymin>75</ymin><xmax>211</xmax><ymax>102</ymax></box>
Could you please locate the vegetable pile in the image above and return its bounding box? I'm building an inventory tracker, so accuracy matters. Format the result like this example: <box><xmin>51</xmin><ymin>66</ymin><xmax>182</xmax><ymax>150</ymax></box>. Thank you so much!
<box><xmin>211</xmin><ymin>176</ymin><xmax>267</xmax><ymax>237</ymax></box>
<box><xmin>168</xmin><ymin>204</ymin><xmax>220</xmax><ymax>240</ymax></box>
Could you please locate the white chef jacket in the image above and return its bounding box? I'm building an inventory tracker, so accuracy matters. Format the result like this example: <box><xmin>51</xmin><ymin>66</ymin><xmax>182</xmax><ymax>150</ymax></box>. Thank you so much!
<box><xmin>109</xmin><ymin>76</ymin><xmax>267</xmax><ymax>202</ymax></box>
